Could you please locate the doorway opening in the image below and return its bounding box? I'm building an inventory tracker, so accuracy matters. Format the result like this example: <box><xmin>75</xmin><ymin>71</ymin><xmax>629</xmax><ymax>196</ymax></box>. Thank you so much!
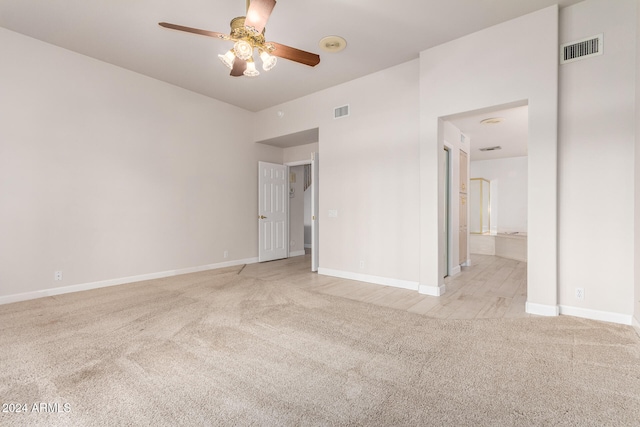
<box><xmin>444</xmin><ymin>101</ymin><xmax>529</xmax><ymax>310</ymax></box>
<box><xmin>285</xmin><ymin>154</ymin><xmax>319</xmax><ymax>271</ymax></box>
<box><xmin>255</xmin><ymin>128</ymin><xmax>320</xmax><ymax>272</ymax></box>
<box><xmin>287</xmin><ymin>164</ymin><xmax>309</xmax><ymax>258</ymax></box>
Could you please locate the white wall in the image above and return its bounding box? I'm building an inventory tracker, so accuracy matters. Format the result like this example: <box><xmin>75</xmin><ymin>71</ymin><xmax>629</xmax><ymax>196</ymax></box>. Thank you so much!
<box><xmin>558</xmin><ymin>0</ymin><xmax>636</xmax><ymax>319</ymax></box>
<box><xmin>283</xmin><ymin>142</ymin><xmax>318</xmax><ymax>164</ymax></box>
<box><xmin>420</xmin><ymin>6</ymin><xmax>558</xmax><ymax>310</ymax></box>
<box><xmin>254</xmin><ymin>60</ymin><xmax>421</xmax><ymax>287</ymax></box>
<box><xmin>0</xmin><ymin>28</ymin><xmax>282</xmax><ymax>301</ymax></box>
<box><xmin>471</xmin><ymin>156</ymin><xmax>528</xmax><ymax>234</ymax></box>
<box><xmin>288</xmin><ymin>165</ymin><xmax>305</xmax><ymax>256</ymax></box>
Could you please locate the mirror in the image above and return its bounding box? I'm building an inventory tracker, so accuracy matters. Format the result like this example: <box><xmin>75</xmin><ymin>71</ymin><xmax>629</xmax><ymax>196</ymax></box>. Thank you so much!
<box><xmin>470</xmin><ymin>178</ymin><xmax>490</xmax><ymax>234</ymax></box>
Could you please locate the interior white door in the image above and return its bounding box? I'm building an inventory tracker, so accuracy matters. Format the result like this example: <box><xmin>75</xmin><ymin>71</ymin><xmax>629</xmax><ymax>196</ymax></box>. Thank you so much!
<box><xmin>258</xmin><ymin>161</ymin><xmax>288</xmax><ymax>262</ymax></box>
<box><xmin>311</xmin><ymin>153</ymin><xmax>319</xmax><ymax>272</ymax></box>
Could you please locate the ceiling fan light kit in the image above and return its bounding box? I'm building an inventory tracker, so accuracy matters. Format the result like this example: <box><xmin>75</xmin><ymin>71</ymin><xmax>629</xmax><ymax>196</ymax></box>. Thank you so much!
<box><xmin>159</xmin><ymin>0</ymin><xmax>320</xmax><ymax>78</ymax></box>
<box><xmin>218</xmin><ymin>50</ymin><xmax>236</xmax><ymax>69</ymax></box>
<box><xmin>260</xmin><ymin>51</ymin><xmax>277</xmax><ymax>71</ymax></box>
<box><xmin>243</xmin><ymin>59</ymin><xmax>261</xmax><ymax>77</ymax></box>
<box><xmin>233</xmin><ymin>39</ymin><xmax>254</xmax><ymax>61</ymax></box>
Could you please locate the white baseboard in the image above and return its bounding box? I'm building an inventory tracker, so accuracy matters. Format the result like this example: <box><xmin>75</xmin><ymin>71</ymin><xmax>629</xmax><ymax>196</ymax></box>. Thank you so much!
<box><xmin>304</xmin><ymin>244</ymin><xmax>312</xmax><ymax>249</ymax></box>
<box><xmin>633</xmin><ymin>317</ymin><xmax>640</xmax><ymax>337</ymax></box>
<box><xmin>289</xmin><ymin>250</ymin><xmax>306</xmax><ymax>257</ymax></box>
<box><xmin>559</xmin><ymin>305</ymin><xmax>633</xmax><ymax>326</ymax></box>
<box><xmin>526</xmin><ymin>301</ymin><xmax>559</xmax><ymax>317</ymax></box>
<box><xmin>317</xmin><ymin>268</ymin><xmax>419</xmax><ymax>291</ymax></box>
<box><xmin>419</xmin><ymin>284</ymin><xmax>446</xmax><ymax>296</ymax></box>
<box><xmin>0</xmin><ymin>257</ymin><xmax>259</xmax><ymax>306</ymax></box>
<box><xmin>449</xmin><ymin>265</ymin><xmax>461</xmax><ymax>276</ymax></box>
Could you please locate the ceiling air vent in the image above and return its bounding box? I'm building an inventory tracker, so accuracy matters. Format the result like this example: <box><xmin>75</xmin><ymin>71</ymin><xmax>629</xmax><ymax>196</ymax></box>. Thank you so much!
<box><xmin>479</xmin><ymin>146</ymin><xmax>502</xmax><ymax>152</ymax></box>
<box><xmin>334</xmin><ymin>105</ymin><xmax>349</xmax><ymax>119</ymax></box>
<box><xmin>561</xmin><ymin>34</ymin><xmax>603</xmax><ymax>64</ymax></box>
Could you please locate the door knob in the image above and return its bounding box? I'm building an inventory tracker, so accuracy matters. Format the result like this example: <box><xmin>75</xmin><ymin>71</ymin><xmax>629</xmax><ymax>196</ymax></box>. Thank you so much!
<box><xmin>259</xmin><ymin>215</ymin><xmax>267</xmax><ymax>219</ymax></box>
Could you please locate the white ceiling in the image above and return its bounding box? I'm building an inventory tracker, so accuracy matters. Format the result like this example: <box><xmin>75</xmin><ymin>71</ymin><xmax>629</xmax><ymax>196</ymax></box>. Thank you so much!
<box><xmin>448</xmin><ymin>104</ymin><xmax>529</xmax><ymax>161</ymax></box>
<box><xmin>0</xmin><ymin>0</ymin><xmax>583</xmax><ymax>112</ymax></box>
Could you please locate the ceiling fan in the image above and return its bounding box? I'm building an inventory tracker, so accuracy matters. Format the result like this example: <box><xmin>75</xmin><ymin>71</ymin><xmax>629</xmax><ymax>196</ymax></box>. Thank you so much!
<box><xmin>159</xmin><ymin>0</ymin><xmax>320</xmax><ymax>77</ymax></box>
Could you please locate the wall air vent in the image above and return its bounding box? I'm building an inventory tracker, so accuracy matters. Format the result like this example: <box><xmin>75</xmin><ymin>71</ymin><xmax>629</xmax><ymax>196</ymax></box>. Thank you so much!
<box><xmin>479</xmin><ymin>146</ymin><xmax>502</xmax><ymax>152</ymax></box>
<box><xmin>561</xmin><ymin>34</ymin><xmax>603</xmax><ymax>64</ymax></box>
<box><xmin>334</xmin><ymin>105</ymin><xmax>349</xmax><ymax>119</ymax></box>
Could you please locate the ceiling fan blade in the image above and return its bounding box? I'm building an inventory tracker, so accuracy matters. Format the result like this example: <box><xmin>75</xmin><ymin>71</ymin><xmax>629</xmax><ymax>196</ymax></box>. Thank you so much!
<box><xmin>268</xmin><ymin>42</ymin><xmax>320</xmax><ymax>67</ymax></box>
<box><xmin>159</xmin><ymin>22</ymin><xmax>227</xmax><ymax>40</ymax></box>
<box><xmin>231</xmin><ymin>58</ymin><xmax>247</xmax><ymax>77</ymax></box>
<box><xmin>245</xmin><ymin>0</ymin><xmax>276</xmax><ymax>33</ymax></box>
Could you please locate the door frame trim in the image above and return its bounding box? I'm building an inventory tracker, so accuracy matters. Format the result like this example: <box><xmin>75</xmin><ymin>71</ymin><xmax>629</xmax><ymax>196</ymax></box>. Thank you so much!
<box><xmin>443</xmin><ymin>143</ymin><xmax>453</xmax><ymax>278</ymax></box>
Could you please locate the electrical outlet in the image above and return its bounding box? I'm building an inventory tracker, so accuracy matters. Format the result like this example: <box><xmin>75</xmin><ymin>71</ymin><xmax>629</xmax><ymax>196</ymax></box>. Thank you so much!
<box><xmin>575</xmin><ymin>288</ymin><xmax>584</xmax><ymax>300</ymax></box>
<box><xmin>54</xmin><ymin>271</ymin><xmax>63</xmax><ymax>281</ymax></box>
<box><xmin>223</xmin><ymin>250</ymin><xmax>228</xmax><ymax>259</ymax></box>
<box><xmin>359</xmin><ymin>260</ymin><xmax>365</xmax><ymax>269</ymax></box>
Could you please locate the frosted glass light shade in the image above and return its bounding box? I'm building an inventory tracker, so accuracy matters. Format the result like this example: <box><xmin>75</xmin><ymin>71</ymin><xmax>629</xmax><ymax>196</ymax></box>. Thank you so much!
<box><xmin>260</xmin><ymin>51</ymin><xmax>277</xmax><ymax>71</ymax></box>
<box><xmin>218</xmin><ymin>50</ymin><xmax>235</xmax><ymax>69</ymax></box>
<box><xmin>233</xmin><ymin>40</ymin><xmax>253</xmax><ymax>60</ymax></box>
<box><xmin>243</xmin><ymin>60</ymin><xmax>260</xmax><ymax>77</ymax></box>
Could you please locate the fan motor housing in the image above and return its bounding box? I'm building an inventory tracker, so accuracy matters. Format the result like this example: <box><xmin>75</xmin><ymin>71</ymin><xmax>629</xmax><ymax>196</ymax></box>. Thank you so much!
<box><xmin>230</xmin><ymin>16</ymin><xmax>266</xmax><ymax>41</ymax></box>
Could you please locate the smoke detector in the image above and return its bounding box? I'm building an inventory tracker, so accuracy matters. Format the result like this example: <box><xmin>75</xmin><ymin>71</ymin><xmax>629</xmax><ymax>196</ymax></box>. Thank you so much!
<box><xmin>319</xmin><ymin>36</ymin><xmax>347</xmax><ymax>53</ymax></box>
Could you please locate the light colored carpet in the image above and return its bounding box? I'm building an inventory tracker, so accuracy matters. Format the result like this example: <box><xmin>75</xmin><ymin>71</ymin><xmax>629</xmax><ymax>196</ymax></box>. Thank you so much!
<box><xmin>1</xmin><ymin>265</ymin><xmax>639</xmax><ymax>426</ymax></box>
